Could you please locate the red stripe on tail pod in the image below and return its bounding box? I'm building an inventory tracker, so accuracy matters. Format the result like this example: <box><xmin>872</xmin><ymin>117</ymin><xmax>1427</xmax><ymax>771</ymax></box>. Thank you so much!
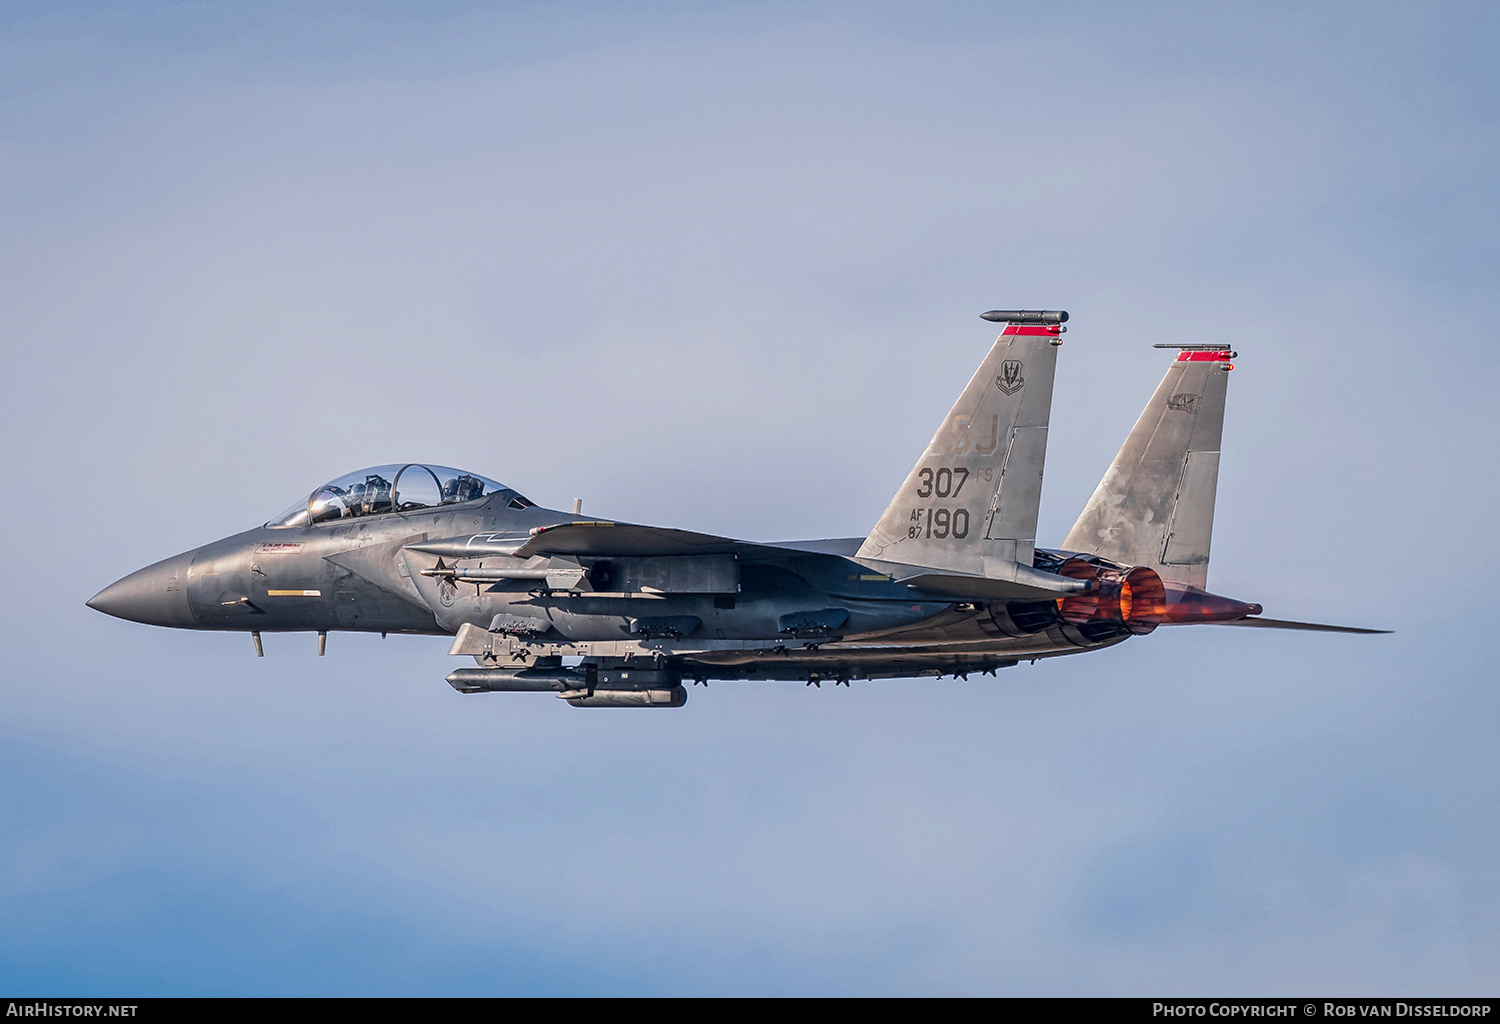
<box><xmin>1176</xmin><ymin>351</ymin><xmax>1234</xmax><ymax>361</ymax></box>
<box><xmin>1002</xmin><ymin>325</ymin><xmax>1064</xmax><ymax>336</ymax></box>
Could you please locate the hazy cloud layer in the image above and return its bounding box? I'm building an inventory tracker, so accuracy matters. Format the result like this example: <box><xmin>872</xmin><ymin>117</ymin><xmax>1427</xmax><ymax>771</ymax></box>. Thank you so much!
<box><xmin>1</xmin><ymin>1</ymin><xmax>1496</xmax><ymax>994</ymax></box>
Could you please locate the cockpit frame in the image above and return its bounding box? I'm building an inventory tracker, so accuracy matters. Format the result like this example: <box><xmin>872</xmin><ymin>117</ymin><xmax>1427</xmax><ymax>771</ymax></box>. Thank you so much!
<box><xmin>266</xmin><ymin>464</ymin><xmax>530</xmax><ymax>529</ymax></box>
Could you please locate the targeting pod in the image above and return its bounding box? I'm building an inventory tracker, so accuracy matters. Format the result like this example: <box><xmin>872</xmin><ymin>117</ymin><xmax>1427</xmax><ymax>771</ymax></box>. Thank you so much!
<box><xmin>558</xmin><ymin>687</ymin><xmax>688</xmax><ymax>708</ymax></box>
<box><xmin>447</xmin><ymin>665</ymin><xmax>581</xmax><ymax>693</ymax></box>
<box><xmin>447</xmin><ymin>662</ymin><xmax>689</xmax><ymax>707</ymax></box>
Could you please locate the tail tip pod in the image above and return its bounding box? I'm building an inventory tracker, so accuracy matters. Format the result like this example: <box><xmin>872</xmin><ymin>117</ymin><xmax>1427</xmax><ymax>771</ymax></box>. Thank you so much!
<box><xmin>982</xmin><ymin>309</ymin><xmax>1068</xmax><ymax>324</ymax></box>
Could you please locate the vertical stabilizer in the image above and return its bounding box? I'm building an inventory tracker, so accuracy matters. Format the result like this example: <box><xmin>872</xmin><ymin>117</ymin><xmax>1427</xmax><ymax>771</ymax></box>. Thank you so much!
<box><xmin>1061</xmin><ymin>346</ymin><xmax>1234</xmax><ymax>588</ymax></box>
<box><xmin>858</xmin><ymin>312</ymin><xmax>1065</xmax><ymax>577</ymax></box>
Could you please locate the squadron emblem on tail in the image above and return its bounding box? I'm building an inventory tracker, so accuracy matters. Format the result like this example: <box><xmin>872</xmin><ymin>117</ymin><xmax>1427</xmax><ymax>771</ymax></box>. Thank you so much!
<box><xmin>996</xmin><ymin>359</ymin><xmax>1026</xmax><ymax>395</ymax></box>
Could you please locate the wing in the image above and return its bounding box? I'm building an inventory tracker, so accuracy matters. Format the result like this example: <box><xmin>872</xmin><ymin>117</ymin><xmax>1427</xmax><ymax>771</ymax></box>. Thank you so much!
<box><xmin>409</xmin><ymin>524</ymin><xmax>859</xmax><ymax>560</ymax></box>
<box><xmin>418</xmin><ymin>521</ymin><xmax>1087</xmax><ymax>600</ymax></box>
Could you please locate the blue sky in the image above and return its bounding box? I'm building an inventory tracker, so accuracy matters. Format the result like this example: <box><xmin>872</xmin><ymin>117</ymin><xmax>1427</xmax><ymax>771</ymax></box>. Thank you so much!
<box><xmin>1</xmin><ymin>0</ymin><xmax>1497</xmax><ymax>995</ymax></box>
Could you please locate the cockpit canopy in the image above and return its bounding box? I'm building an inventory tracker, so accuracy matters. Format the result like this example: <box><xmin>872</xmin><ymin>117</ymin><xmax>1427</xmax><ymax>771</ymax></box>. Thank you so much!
<box><xmin>268</xmin><ymin>465</ymin><xmax>531</xmax><ymax>528</ymax></box>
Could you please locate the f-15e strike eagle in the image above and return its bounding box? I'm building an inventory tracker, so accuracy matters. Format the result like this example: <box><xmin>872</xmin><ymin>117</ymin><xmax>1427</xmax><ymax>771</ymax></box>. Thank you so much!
<box><xmin>88</xmin><ymin>310</ymin><xmax>1384</xmax><ymax>707</ymax></box>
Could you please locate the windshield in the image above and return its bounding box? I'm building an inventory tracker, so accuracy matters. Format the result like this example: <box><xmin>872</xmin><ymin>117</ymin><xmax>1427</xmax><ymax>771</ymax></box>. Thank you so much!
<box><xmin>268</xmin><ymin>464</ymin><xmax>530</xmax><ymax>527</ymax></box>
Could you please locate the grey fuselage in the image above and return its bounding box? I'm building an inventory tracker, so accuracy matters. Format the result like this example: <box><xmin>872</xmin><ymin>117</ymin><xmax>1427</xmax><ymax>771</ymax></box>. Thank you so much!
<box><xmin>90</xmin><ymin>492</ymin><xmax>1132</xmax><ymax>682</ymax></box>
<box><xmin>98</xmin><ymin>495</ymin><xmax>949</xmax><ymax>639</ymax></box>
<box><xmin>87</xmin><ymin>314</ymin><xmax>1383</xmax><ymax>700</ymax></box>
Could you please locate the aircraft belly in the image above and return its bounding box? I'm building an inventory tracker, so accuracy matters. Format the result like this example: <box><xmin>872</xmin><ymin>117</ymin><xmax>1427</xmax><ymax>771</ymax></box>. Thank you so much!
<box><xmin>677</xmin><ymin>634</ymin><xmax>1123</xmax><ymax>681</ymax></box>
<box><xmin>841</xmin><ymin>604</ymin><xmax>996</xmax><ymax>643</ymax></box>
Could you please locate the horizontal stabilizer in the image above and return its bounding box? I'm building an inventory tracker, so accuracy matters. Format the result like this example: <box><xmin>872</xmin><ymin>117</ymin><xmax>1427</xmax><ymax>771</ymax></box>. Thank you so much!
<box><xmin>1212</xmin><ymin>616</ymin><xmax>1390</xmax><ymax>635</ymax></box>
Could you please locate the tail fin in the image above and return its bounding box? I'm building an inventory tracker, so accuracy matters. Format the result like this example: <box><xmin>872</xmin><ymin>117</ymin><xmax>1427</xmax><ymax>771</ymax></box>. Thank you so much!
<box><xmin>857</xmin><ymin>312</ymin><xmax>1065</xmax><ymax>577</ymax></box>
<box><xmin>1061</xmin><ymin>345</ymin><xmax>1234</xmax><ymax>589</ymax></box>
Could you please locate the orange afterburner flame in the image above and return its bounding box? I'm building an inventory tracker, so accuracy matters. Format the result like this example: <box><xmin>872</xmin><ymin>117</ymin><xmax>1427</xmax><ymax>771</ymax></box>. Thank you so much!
<box><xmin>1054</xmin><ymin>558</ymin><xmax>1260</xmax><ymax>634</ymax></box>
<box><xmin>1056</xmin><ymin>559</ymin><xmax>1163</xmax><ymax>634</ymax></box>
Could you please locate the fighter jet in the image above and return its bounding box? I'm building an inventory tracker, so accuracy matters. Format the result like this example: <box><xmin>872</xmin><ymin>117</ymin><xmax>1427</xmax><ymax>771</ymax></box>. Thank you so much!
<box><xmin>88</xmin><ymin>310</ymin><xmax>1385</xmax><ymax>707</ymax></box>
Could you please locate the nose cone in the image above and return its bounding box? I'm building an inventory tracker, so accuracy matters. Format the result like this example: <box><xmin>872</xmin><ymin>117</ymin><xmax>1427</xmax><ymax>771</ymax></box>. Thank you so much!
<box><xmin>88</xmin><ymin>550</ymin><xmax>199</xmax><ymax>628</ymax></box>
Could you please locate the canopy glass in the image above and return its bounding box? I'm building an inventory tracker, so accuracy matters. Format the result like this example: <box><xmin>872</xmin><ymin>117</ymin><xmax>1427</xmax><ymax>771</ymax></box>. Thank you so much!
<box><xmin>267</xmin><ymin>465</ymin><xmax>528</xmax><ymax>527</ymax></box>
